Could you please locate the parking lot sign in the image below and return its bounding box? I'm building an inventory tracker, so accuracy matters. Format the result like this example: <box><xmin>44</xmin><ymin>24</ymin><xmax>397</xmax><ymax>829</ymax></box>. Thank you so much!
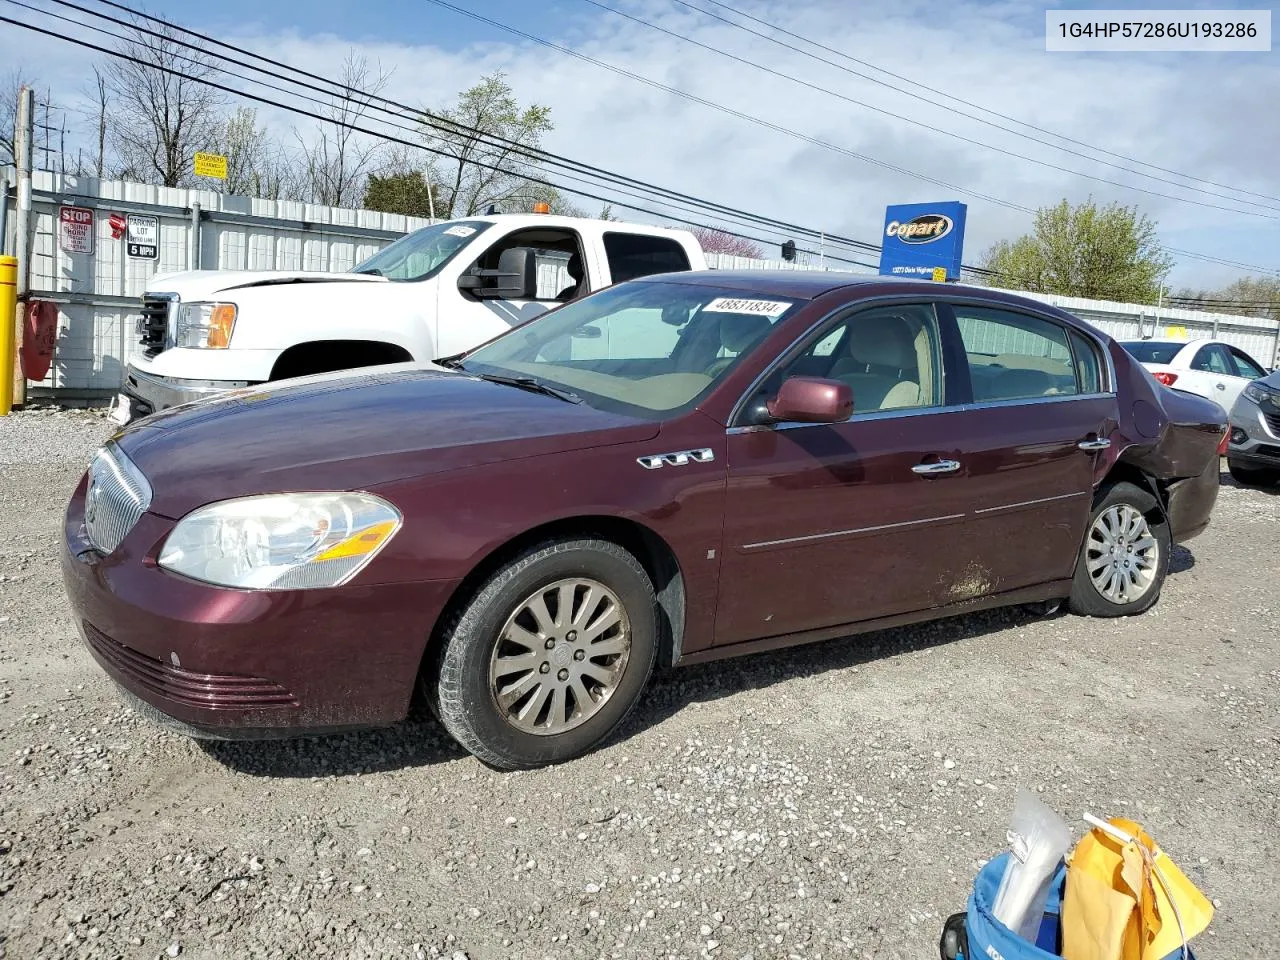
<box><xmin>126</xmin><ymin>214</ymin><xmax>159</xmax><ymax>260</ymax></box>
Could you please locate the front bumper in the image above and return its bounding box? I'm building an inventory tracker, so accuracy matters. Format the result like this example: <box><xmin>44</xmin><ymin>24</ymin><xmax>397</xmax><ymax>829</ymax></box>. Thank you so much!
<box><xmin>61</xmin><ymin>475</ymin><xmax>459</xmax><ymax>738</ymax></box>
<box><xmin>121</xmin><ymin>365</ymin><xmax>253</xmax><ymax>418</ymax></box>
<box><xmin>1227</xmin><ymin>394</ymin><xmax>1280</xmax><ymax>468</ymax></box>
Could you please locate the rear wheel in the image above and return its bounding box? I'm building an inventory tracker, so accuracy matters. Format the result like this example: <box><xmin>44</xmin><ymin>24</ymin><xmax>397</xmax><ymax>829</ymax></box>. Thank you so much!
<box><xmin>431</xmin><ymin>538</ymin><xmax>657</xmax><ymax>769</ymax></box>
<box><xmin>1227</xmin><ymin>459</ymin><xmax>1280</xmax><ymax>487</ymax></box>
<box><xmin>1068</xmin><ymin>482</ymin><xmax>1171</xmax><ymax>618</ymax></box>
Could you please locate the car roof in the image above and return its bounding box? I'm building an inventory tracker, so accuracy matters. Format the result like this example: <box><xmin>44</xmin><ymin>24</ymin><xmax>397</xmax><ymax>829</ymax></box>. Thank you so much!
<box><xmin>637</xmin><ymin>269</ymin><xmax>934</xmax><ymax>300</ymax></box>
<box><xmin>1121</xmin><ymin>338</ymin><xmax>1209</xmax><ymax>346</ymax></box>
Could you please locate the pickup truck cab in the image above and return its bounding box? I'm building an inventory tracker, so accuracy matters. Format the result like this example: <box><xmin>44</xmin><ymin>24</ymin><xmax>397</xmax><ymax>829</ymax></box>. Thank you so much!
<box><xmin>112</xmin><ymin>213</ymin><xmax>706</xmax><ymax>423</ymax></box>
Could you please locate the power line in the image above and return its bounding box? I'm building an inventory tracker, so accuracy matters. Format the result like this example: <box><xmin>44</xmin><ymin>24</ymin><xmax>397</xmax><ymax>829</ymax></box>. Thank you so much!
<box><xmin>583</xmin><ymin>0</ymin><xmax>1280</xmax><ymax>219</ymax></box>
<box><xmin>422</xmin><ymin>0</ymin><xmax>1280</xmax><ymax>277</ymax></box>
<box><xmin>15</xmin><ymin>0</ymin><xmax>1278</xmax><ymax>283</ymax></box>
<box><xmin>43</xmin><ymin>0</ymin><xmax>887</xmax><ymax>263</ymax></box>
<box><xmin>421</xmin><ymin>0</ymin><xmax>1031</xmax><ymax>213</ymax></box>
<box><xmin>1</xmin><ymin>7</ymin><xmax>883</xmax><ymax>271</ymax></box>
<box><xmin>683</xmin><ymin>0</ymin><xmax>1280</xmax><ymax>208</ymax></box>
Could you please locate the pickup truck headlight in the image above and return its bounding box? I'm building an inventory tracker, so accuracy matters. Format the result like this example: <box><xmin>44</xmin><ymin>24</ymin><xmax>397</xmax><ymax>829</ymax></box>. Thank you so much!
<box><xmin>1243</xmin><ymin>382</ymin><xmax>1278</xmax><ymax>405</ymax></box>
<box><xmin>176</xmin><ymin>302</ymin><xmax>237</xmax><ymax>348</ymax></box>
<box><xmin>158</xmin><ymin>492</ymin><xmax>401</xmax><ymax>590</ymax></box>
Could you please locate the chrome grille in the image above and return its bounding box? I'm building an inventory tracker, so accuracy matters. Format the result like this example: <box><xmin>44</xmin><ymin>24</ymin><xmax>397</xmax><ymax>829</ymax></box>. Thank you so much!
<box><xmin>85</xmin><ymin>443</ymin><xmax>153</xmax><ymax>555</ymax></box>
<box><xmin>137</xmin><ymin>293</ymin><xmax>176</xmax><ymax>357</ymax></box>
<box><xmin>1265</xmin><ymin>412</ymin><xmax>1280</xmax><ymax>437</ymax></box>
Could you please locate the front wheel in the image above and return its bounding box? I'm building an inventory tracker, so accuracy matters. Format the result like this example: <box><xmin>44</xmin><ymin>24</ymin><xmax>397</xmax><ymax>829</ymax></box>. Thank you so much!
<box><xmin>1068</xmin><ymin>482</ymin><xmax>1171</xmax><ymax>618</ymax></box>
<box><xmin>431</xmin><ymin>538</ymin><xmax>657</xmax><ymax>769</ymax></box>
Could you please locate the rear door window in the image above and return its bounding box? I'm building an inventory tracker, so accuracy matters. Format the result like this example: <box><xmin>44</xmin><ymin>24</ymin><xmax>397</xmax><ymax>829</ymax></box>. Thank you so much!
<box><xmin>603</xmin><ymin>233</ymin><xmax>692</xmax><ymax>283</ymax></box>
<box><xmin>1069</xmin><ymin>330</ymin><xmax>1104</xmax><ymax>394</ymax></box>
<box><xmin>951</xmin><ymin>305</ymin><xmax>1079</xmax><ymax>401</ymax></box>
<box><xmin>1191</xmin><ymin>344</ymin><xmax>1234</xmax><ymax>375</ymax></box>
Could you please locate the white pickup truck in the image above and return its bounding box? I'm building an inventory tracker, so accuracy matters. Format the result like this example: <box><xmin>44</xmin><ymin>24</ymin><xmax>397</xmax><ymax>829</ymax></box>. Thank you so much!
<box><xmin>112</xmin><ymin>213</ymin><xmax>707</xmax><ymax>423</ymax></box>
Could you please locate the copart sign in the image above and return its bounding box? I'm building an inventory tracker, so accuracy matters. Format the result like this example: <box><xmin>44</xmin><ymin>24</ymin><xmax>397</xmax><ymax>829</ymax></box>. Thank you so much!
<box><xmin>878</xmin><ymin>201</ymin><xmax>967</xmax><ymax>281</ymax></box>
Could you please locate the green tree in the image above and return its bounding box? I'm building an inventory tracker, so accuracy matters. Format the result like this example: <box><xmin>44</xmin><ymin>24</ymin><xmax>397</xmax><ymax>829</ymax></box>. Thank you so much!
<box><xmin>363</xmin><ymin>170</ymin><xmax>438</xmax><ymax>218</ymax></box>
<box><xmin>428</xmin><ymin>73</ymin><xmax>554</xmax><ymax>217</ymax></box>
<box><xmin>981</xmin><ymin>198</ymin><xmax>1173</xmax><ymax>303</ymax></box>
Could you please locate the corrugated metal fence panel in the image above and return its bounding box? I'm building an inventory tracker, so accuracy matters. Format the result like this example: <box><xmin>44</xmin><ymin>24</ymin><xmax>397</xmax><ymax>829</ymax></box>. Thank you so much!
<box><xmin>6</xmin><ymin>168</ymin><xmax>1278</xmax><ymax>394</ymax></box>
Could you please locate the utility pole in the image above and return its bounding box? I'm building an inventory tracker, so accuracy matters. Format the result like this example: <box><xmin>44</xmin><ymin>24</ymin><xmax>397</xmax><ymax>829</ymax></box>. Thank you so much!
<box><xmin>12</xmin><ymin>86</ymin><xmax>33</xmax><ymax>408</ymax></box>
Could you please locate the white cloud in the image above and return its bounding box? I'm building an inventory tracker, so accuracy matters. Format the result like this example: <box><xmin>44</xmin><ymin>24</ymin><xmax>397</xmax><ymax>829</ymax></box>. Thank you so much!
<box><xmin>5</xmin><ymin>0</ymin><xmax>1277</xmax><ymax>288</ymax></box>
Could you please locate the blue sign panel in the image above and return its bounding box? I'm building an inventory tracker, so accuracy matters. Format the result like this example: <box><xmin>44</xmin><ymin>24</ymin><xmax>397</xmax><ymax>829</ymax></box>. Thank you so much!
<box><xmin>878</xmin><ymin>201</ymin><xmax>967</xmax><ymax>281</ymax></box>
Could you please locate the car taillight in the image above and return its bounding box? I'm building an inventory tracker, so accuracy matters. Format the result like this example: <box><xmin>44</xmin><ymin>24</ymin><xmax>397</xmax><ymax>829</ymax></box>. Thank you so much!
<box><xmin>1152</xmin><ymin>371</ymin><xmax>1179</xmax><ymax>387</ymax></box>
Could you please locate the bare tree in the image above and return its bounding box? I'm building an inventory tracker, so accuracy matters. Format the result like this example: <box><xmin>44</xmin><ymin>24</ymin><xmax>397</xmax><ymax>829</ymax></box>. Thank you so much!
<box><xmin>690</xmin><ymin>227</ymin><xmax>763</xmax><ymax>259</ymax></box>
<box><xmin>427</xmin><ymin>73</ymin><xmax>553</xmax><ymax>217</ymax></box>
<box><xmin>104</xmin><ymin>18</ymin><xmax>227</xmax><ymax>186</ymax></box>
<box><xmin>295</xmin><ymin>53</ymin><xmax>389</xmax><ymax>206</ymax></box>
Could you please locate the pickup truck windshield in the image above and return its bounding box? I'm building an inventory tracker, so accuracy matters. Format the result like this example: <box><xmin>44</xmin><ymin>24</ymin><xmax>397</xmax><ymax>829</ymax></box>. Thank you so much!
<box><xmin>352</xmin><ymin>220</ymin><xmax>492</xmax><ymax>281</ymax></box>
<box><xmin>463</xmin><ymin>281</ymin><xmax>801</xmax><ymax>419</ymax></box>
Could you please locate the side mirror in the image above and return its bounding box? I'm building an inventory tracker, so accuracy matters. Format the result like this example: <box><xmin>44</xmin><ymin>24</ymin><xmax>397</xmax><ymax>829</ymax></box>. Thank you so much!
<box><xmin>765</xmin><ymin>377</ymin><xmax>853</xmax><ymax>424</ymax></box>
<box><xmin>458</xmin><ymin>247</ymin><xmax>538</xmax><ymax>299</ymax></box>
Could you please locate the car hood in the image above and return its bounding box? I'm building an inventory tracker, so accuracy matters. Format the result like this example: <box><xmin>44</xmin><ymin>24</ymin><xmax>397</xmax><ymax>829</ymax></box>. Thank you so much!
<box><xmin>148</xmin><ymin>269</ymin><xmax>387</xmax><ymax>301</ymax></box>
<box><xmin>113</xmin><ymin>365</ymin><xmax>660</xmax><ymax>519</ymax></box>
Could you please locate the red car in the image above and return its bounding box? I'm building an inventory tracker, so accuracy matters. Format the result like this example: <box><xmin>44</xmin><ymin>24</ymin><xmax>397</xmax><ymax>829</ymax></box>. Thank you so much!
<box><xmin>62</xmin><ymin>272</ymin><xmax>1226</xmax><ymax>768</ymax></box>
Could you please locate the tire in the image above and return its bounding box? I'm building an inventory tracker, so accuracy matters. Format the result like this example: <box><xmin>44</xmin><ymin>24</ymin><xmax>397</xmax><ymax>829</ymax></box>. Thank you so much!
<box><xmin>1227</xmin><ymin>459</ymin><xmax>1280</xmax><ymax>487</ymax></box>
<box><xmin>431</xmin><ymin>538</ymin><xmax>657</xmax><ymax>770</ymax></box>
<box><xmin>1068</xmin><ymin>481</ymin><xmax>1172</xmax><ymax>618</ymax></box>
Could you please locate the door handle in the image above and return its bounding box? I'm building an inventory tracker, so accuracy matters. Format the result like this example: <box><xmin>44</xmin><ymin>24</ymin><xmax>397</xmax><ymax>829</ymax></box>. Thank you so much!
<box><xmin>1215</xmin><ymin>383</ymin><xmax>1226</xmax><ymax>391</ymax></box>
<box><xmin>912</xmin><ymin>459</ymin><xmax>961</xmax><ymax>475</ymax></box>
<box><xmin>1078</xmin><ymin>438</ymin><xmax>1111</xmax><ymax>451</ymax></box>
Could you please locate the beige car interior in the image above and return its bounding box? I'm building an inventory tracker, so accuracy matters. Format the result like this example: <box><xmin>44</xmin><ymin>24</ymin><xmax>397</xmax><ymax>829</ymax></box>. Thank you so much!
<box><xmin>828</xmin><ymin>309</ymin><xmax>937</xmax><ymax>411</ymax></box>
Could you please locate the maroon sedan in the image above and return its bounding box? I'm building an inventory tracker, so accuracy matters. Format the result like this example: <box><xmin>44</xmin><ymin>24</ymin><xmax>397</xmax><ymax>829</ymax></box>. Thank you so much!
<box><xmin>62</xmin><ymin>272</ymin><xmax>1226</xmax><ymax>768</ymax></box>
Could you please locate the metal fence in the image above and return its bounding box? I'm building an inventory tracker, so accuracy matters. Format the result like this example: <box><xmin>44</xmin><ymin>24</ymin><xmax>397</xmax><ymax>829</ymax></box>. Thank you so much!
<box><xmin>4</xmin><ymin>167</ymin><xmax>1278</xmax><ymax>396</ymax></box>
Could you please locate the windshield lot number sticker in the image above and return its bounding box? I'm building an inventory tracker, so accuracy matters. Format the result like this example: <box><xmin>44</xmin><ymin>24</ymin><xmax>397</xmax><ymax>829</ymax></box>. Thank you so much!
<box><xmin>703</xmin><ymin>298</ymin><xmax>790</xmax><ymax>317</ymax></box>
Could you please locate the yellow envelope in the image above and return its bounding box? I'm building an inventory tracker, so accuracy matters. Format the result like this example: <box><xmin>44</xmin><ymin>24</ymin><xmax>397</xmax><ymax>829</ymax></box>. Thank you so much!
<box><xmin>1062</xmin><ymin>817</ymin><xmax>1213</xmax><ymax>960</ymax></box>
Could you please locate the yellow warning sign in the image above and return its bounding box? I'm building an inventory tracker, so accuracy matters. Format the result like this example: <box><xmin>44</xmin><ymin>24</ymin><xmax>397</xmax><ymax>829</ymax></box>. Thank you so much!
<box><xmin>1164</xmin><ymin>324</ymin><xmax>1188</xmax><ymax>339</ymax></box>
<box><xmin>931</xmin><ymin>267</ymin><xmax>947</xmax><ymax>283</ymax></box>
<box><xmin>193</xmin><ymin>152</ymin><xmax>228</xmax><ymax>179</ymax></box>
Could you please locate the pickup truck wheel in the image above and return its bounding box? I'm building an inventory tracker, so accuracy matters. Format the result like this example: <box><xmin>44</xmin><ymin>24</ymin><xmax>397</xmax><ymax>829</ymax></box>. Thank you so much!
<box><xmin>1068</xmin><ymin>482</ymin><xmax>1171</xmax><ymax>618</ymax></box>
<box><xmin>432</xmin><ymin>538</ymin><xmax>657</xmax><ymax>770</ymax></box>
<box><xmin>1227</xmin><ymin>459</ymin><xmax>1280</xmax><ymax>487</ymax></box>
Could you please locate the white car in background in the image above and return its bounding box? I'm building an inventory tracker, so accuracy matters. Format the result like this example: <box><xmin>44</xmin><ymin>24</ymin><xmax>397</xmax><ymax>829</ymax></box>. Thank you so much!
<box><xmin>1119</xmin><ymin>338</ymin><xmax>1272</xmax><ymax>412</ymax></box>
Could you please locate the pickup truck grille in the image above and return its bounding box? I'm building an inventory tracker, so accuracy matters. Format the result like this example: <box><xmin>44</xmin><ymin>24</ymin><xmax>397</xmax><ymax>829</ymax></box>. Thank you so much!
<box><xmin>138</xmin><ymin>293</ymin><xmax>175</xmax><ymax>357</ymax></box>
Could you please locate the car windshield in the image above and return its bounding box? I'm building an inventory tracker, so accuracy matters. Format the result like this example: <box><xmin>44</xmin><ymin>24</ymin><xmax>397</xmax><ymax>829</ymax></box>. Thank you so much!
<box><xmin>351</xmin><ymin>220</ymin><xmax>492</xmax><ymax>281</ymax></box>
<box><xmin>1120</xmin><ymin>341</ymin><xmax>1183</xmax><ymax>364</ymax></box>
<box><xmin>462</xmin><ymin>281</ymin><xmax>803</xmax><ymax>419</ymax></box>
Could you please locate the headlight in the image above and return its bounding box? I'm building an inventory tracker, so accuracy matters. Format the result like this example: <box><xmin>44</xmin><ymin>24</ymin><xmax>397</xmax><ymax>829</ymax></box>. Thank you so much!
<box><xmin>176</xmin><ymin>302</ymin><xmax>236</xmax><ymax>348</ymax></box>
<box><xmin>158</xmin><ymin>492</ymin><xmax>401</xmax><ymax>590</ymax></box>
<box><xmin>1243</xmin><ymin>382</ymin><xmax>1276</xmax><ymax>405</ymax></box>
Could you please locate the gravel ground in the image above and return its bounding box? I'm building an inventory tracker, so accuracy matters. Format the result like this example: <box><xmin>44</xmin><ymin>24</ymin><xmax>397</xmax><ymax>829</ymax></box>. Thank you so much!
<box><xmin>0</xmin><ymin>407</ymin><xmax>1276</xmax><ymax>960</ymax></box>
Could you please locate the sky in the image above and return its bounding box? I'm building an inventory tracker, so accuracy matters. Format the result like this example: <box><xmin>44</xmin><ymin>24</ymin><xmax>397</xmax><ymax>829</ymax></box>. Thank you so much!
<box><xmin>5</xmin><ymin>0</ymin><xmax>1279</xmax><ymax>290</ymax></box>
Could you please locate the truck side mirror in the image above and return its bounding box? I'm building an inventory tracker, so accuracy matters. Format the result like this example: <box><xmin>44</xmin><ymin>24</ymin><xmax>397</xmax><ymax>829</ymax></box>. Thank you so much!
<box><xmin>458</xmin><ymin>247</ymin><xmax>538</xmax><ymax>300</ymax></box>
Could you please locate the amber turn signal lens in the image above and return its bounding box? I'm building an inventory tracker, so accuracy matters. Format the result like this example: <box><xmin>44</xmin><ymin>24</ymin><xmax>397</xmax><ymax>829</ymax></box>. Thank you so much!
<box><xmin>207</xmin><ymin>303</ymin><xmax>236</xmax><ymax>348</ymax></box>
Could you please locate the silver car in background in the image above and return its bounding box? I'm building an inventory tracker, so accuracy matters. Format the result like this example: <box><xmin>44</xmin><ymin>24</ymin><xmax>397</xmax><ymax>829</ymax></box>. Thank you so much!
<box><xmin>1227</xmin><ymin>372</ymin><xmax>1280</xmax><ymax>486</ymax></box>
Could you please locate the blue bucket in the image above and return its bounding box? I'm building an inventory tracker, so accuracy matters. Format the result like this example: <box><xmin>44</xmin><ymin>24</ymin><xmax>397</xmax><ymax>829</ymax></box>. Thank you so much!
<box><xmin>952</xmin><ymin>853</ymin><xmax>1197</xmax><ymax>960</ymax></box>
<box><xmin>963</xmin><ymin>852</ymin><xmax>1065</xmax><ymax>958</ymax></box>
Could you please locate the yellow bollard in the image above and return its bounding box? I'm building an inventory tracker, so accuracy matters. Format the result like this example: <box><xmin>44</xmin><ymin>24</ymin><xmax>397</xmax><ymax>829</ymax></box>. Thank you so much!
<box><xmin>0</xmin><ymin>255</ymin><xmax>16</xmax><ymax>416</ymax></box>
